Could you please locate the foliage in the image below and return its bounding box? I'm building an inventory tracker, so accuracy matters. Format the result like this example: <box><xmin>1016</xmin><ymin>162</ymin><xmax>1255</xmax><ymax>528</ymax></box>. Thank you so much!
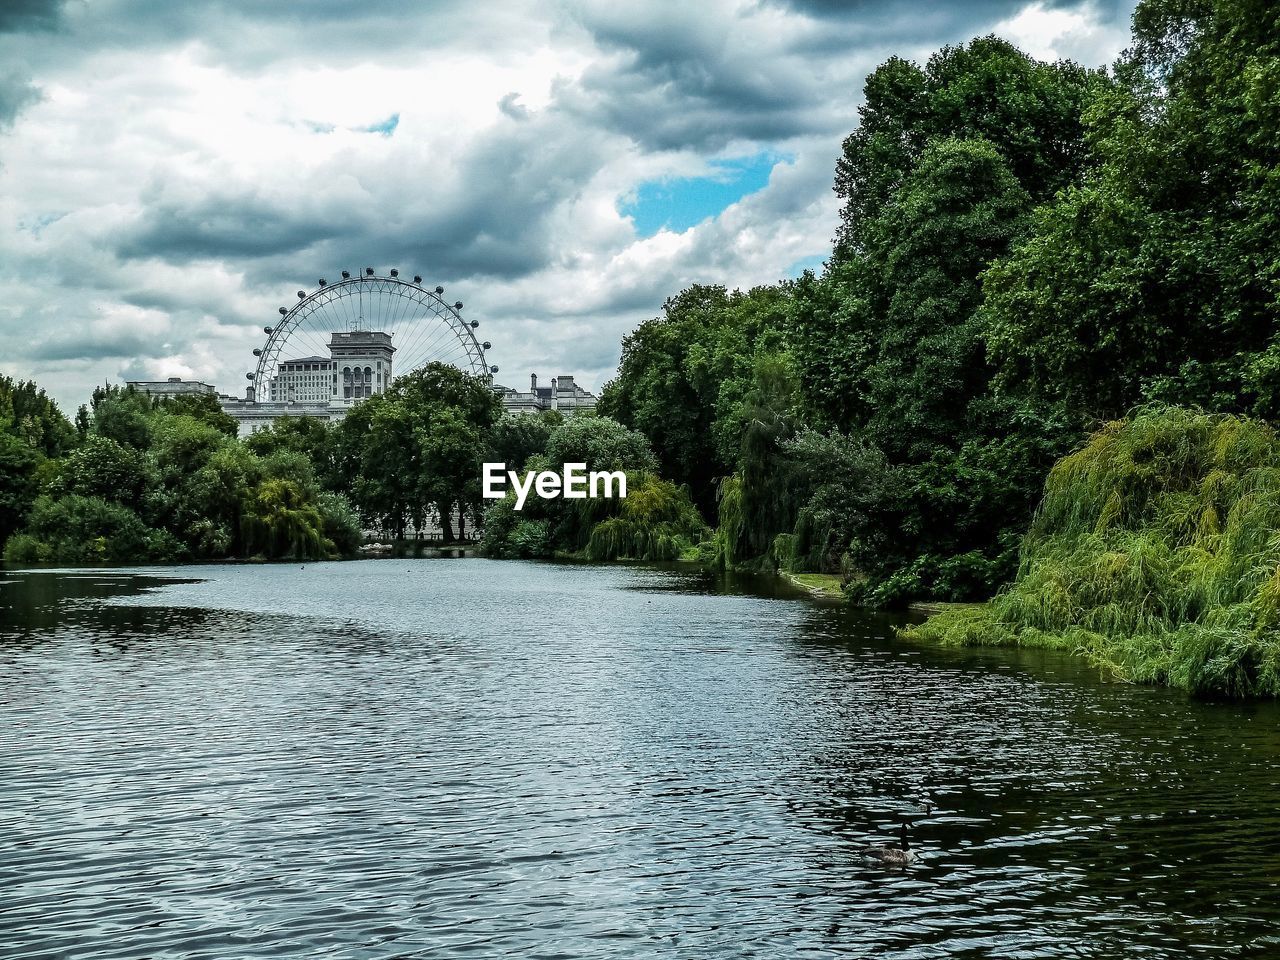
<box><xmin>487</xmin><ymin>411</ymin><xmax>562</xmax><ymax>472</ymax></box>
<box><xmin>599</xmin><ymin>284</ymin><xmax>792</xmax><ymax>517</ymax></box>
<box><xmin>89</xmin><ymin>384</ymin><xmax>155</xmax><ymax>450</ymax></box>
<box><xmin>245</xmin><ymin>416</ymin><xmax>336</xmax><ymax>485</ymax></box>
<box><xmin>542</xmin><ymin>414</ymin><xmax>658</xmax><ymax>474</ymax></box>
<box><xmin>479</xmin><ymin>498</ymin><xmax>552</xmax><ymax>560</ymax></box>
<box><xmin>20</xmin><ymin>494</ymin><xmax>179</xmax><ymax>564</ymax></box>
<box><xmin>833</xmin><ymin>35</ymin><xmax>1109</xmax><ymax>257</ymax></box>
<box><xmin>154</xmin><ymin>393</ymin><xmax>240</xmax><ymax>437</ymax></box>
<box><xmin>0</xmin><ymin>433</ymin><xmax>42</xmax><ymax>550</ymax></box>
<box><xmin>241</xmin><ymin>479</ymin><xmax>332</xmax><ymax>560</ymax></box>
<box><xmin>45</xmin><ymin>435</ymin><xmax>153</xmax><ymax>506</ymax></box>
<box><xmin>983</xmin><ymin>0</ymin><xmax>1280</xmax><ymax>421</ymax></box>
<box><xmin>335</xmin><ymin>363</ymin><xmax>501</xmax><ymax>539</ymax></box>
<box><xmin>480</xmin><ymin>415</ymin><xmax>665</xmax><ymax>558</ymax></box>
<box><xmin>904</xmin><ymin>408</ymin><xmax>1280</xmax><ymax>697</ymax></box>
<box><xmin>0</xmin><ymin>376</ymin><xmax>76</xmax><ymax>457</ymax></box>
<box><xmin>786</xmin><ymin>133</ymin><xmax>1072</xmax><ymax>599</ymax></box>
<box><xmin>584</xmin><ymin>473</ymin><xmax>708</xmax><ymax>562</ymax></box>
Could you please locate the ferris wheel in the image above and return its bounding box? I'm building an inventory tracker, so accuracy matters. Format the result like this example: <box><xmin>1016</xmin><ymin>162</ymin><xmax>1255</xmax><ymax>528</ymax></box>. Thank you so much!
<box><xmin>248</xmin><ymin>268</ymin><xmax>496</xmax><ymax>398</ymax></box>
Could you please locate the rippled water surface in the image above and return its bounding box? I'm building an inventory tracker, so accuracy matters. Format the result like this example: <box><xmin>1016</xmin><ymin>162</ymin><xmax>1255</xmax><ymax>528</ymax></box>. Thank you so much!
<box><xmin>2</xmin><ymin>559</ymin><xmax>1279</xmax><ymax>958</ymax></box>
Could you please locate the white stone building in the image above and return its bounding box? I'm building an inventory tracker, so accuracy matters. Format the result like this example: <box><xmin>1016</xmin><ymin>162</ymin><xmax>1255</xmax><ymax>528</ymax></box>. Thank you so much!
<box><xmin>219</xmin><ymin>330</ymin><xmax>398</xmax><ymax>436</ymax></box>
<box><xmin>493</xmin><ymin>373</ymin><xmax>597</xmax><ymax>415</ymax></box>
<box><xmin>127</xmin><ymin>377</ymin><xmax>218</xmax><ymax>398</ymax></box>
<box><xmin>212</xmin><ymin>330</ymin><xmax>597</xmax><ymax>436</ymax></box>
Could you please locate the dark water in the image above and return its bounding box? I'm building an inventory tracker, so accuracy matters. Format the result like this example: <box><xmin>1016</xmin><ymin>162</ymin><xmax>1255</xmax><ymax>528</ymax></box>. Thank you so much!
<box><xmin>1</xmin><ymin>559</ymin><xmax>1278</xmax><ymax>959</ymax></box>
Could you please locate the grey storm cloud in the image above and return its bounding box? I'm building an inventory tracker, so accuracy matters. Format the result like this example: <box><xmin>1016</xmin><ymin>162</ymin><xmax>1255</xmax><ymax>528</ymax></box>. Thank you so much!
<box><xmin>114</xmin><ymin>105</ymin><xmax>613</xmax><ymax>283</ymax></box>
<box><xmin>0</xmin><ymin>72</ymin><xmax>40</xmax><ymax>128</ymax></box>
<box><xmin>0</xmin><ymin>0</ymin><xmax>64</xmax><ymax>32</ymax></box>
<box><xmin>775</xmin><ymin>0</ymin><xmax>1133</xmax><ymax>28</ymax></box>
<box><xmin>0</xmin><ymin>0</ymin><xmax>1139</xmax><ymax>410</ymax></box>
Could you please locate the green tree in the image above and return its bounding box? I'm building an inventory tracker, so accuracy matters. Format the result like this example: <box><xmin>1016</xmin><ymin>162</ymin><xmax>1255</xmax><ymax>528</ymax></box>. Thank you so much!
<box><xmin>155</xmin><ymin>392</ymin><xmax>239</xmax><ymax>438</ymax></box>
<box><xmin>486</xmin><ymin>411</ymin><xmax>562</xmax><ymax>472</ymax></box>
<box><xmin>246</xmin><ymin>416</ymin><xmax>336</xmax><ymax>485</ymax></box>
<box><xmin>834</xmin><ymin>35</ymin><xmax>1108</xmax><ymax>256</ymax></box>
<box><xmin>0</xmin><ymin>376</ymin><xmax>76</xmax><ymax>457</ymax></box>
<box><xmin>90</xmin><ymin>385</ymin><xmax>155</xmax><ymax>450</ymax></box>
<box><xmin>334</xmin><ymin>363</ymin><xmax>501</xmax><ymax>539</ymax></box>
<box><xmin>45</xmin><ymin>434</ymin><xmax>153</xmax><ymax>506</ymax></box>
<box><xmin>241</xmin><ymin>479</ymin><xmax>331</xmax><ymax>560</ymax></box>
<box><xmin>20</xmin><ymin>494</ymin><xmax>177</xmax><ymax>564</ymax></box>
<box><xmin>480</xmin><ymin>415</ymin><xmax>664</xmax><ymax>558</ymax></box>
<box><xmin>599</xmin><ymin>284</ymin><xmax>790</xmax><ymax>516</ymax></box>
<box><xmin>0</xmin><ymin>433</ymin><xmax>41</xmax><ymax>550</ymax></box>
<box><xmin>983</xmin><ymin>0</ymin><xmax>1280</xmax><ymax>420</ymax></box>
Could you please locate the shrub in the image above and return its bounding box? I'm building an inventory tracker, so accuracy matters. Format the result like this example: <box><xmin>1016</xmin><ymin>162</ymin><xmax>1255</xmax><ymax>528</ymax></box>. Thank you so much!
<box><xmin>584</xmin><ymin>474</ymin><xmax>707</xmax><ymax>562</ymax></box>
<box><xmin>903</xmin><ymin>407</ymin><xmax>1280</xmax><ymax>697</ymax></box>
<box><xmin>3</xmin><ymin>533</ymin><xmax>48</xmax><ymax>565</ymax></box>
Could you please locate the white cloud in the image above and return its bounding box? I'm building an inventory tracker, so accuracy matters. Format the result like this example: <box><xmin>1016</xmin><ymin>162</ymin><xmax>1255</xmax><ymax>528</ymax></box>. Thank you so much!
<box><xmin>993</xmin><ymin>1</ymin><xmax>1131</xmax><ymax>63</ymax></box>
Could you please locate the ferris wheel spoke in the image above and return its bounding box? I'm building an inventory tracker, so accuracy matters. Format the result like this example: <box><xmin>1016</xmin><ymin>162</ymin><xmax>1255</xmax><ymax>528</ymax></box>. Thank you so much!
<box><xmin>394</xmin><ymin>305</ymin><xmax>445</xmax><ymax>366</ymax></box>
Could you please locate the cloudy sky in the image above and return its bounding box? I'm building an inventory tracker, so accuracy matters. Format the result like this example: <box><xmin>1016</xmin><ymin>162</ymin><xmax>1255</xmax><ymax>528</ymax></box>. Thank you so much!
<box><xmin>0</xmin><ymin>0</ymin><xmax>1137</xmax><ymax>413</ymax></box>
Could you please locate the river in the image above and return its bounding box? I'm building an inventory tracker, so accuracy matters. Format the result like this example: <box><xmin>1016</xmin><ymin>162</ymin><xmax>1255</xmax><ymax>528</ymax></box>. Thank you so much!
<box><xmin>1</xmin><ymin>558</ymin><xmax>1277</xmax><ymax>958</ymax></box>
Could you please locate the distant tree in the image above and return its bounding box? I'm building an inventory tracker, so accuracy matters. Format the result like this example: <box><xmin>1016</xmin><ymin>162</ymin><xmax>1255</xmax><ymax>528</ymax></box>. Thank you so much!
<box><xmin>334</xmin><ymin>363</ymin><xmax>501</xmax><ymax>539</ymax></box>
<box><xmin>0</xmin><ymin>375</ymin><xmax>76</xmax><ymax>457</ymax></box>
<box><xmin>241</xmin><ymin>479</ymin><xmax>331</xmax><ymax>560</ymax></box>
<box><xmin>543</xmin><ymin>414</ymin><xmax>658</xmax><ymax>473</ymax></box>
<box><xmin>20</xmin><ymin>494</ymin><xmax>178</xmax><ymax>564</ymax></box>
<box><xmin>45</xmin><ymin>434</ymin><xmax>153</xmax><ymax>507</ymax></box>
<box><xmin>90</xmin><ymin>385</ymin><xmax>154</xmax><ymax>450</ymax></box>
<box><xmin>834</xmin><ymin>35</ymin><xmax>1109</xmax><ymax>257</ymax></box>
<box><xmin>486</xmin><ymin>411</ymin><xmax>561</xmax><ymax>472</ymax></box>
<box><xmin>982</xmin><ymin>0</ymin><xmax>1280</xmax><ymax>421</ymax></box>
<box><xmin>155</xmin><ymin>393</ymin><xmax>239</xmax><ymax>438</ymax></box>
<box><xmin>599</xmin><ymin>284</ymin><xmax>789</xmax><ymax>517</ymax></box>
<box><xmin>0</xmin><ymin>433</ymin><xmax>42</xmax><ymax>550</ymax></box>
<box><xmin>245</xmin><ymin>416</ymin><xmax>336</xmax><ymax>486</ymax></box>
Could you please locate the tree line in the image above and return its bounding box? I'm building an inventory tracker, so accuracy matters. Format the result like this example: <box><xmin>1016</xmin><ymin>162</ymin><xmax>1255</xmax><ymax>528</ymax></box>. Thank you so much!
<box><xmin>599</xmin><ymin>0</ymin><xmax>1280</xmax><ymax>606</ymax></box>
<box><xmin>0</xmin><ymin>364</ymin><xmax>705</xmax><ymax>565</ymax></box>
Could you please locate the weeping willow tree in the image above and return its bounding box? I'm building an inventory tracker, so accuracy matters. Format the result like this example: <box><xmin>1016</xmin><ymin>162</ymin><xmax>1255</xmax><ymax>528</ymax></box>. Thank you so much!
<box><xmin>241</xmin><ymin>479</ymin><xmax>333</xmax><ymax>560</ymax></box>
<box><xmin>711</xmin><ymin>352</ymin><xmax>802</xmax><ymax>569</ymax></box>
<box><xmin>584</xmin><ymin>473</ymin><xmax>708</xmax><ymax>562</ymax></box>
<box><xmin>904</xmin><ymin>406</ymin><xmax>1280</xmax><ymax>697</ymax></box>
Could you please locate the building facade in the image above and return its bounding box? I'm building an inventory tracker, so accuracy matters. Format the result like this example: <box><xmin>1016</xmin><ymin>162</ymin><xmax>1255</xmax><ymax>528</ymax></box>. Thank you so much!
<box><xmin>127</xmin><ymin>377</ymin><xmax>218</xmax><ymax>398</ymax></box>
<box><xmin>493</xmin><ymin>373</ymin><xmax>597</xmax><ymax>415</ymax></box>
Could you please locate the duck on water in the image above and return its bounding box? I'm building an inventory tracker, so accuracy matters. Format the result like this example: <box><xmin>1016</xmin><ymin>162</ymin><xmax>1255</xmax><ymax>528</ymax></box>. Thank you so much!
<box><xmin>860</xmin><ymin>821</ymin><xmax>916</xmax><ymax>865</ymax></box>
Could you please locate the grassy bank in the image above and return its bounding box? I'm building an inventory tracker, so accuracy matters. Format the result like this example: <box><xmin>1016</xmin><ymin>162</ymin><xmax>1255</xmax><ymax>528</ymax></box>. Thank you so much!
<box><xmin>780</xmin><ymin>571</ymin><xmax>845</xmax><ymax>599</ymax></box>
<box><xmin>902</xmin><ymin>407</ymin><xmax>1280</xmax><ymax>698</ymax></box>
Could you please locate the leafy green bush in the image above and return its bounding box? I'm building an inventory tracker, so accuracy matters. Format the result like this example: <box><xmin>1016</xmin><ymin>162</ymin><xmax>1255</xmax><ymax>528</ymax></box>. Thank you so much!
<box><xmin>3</xmin><ymin>533</ymin><xmax>49</xmax><ymax>565</ymax></box>
<box><xmin>584</xmin><ymin>474</ymin><xmax>707</xmax><ymax>562</ymax></box>
<box><xmin>240</xmin><ymin>479</ymin><xmax>332</xmax><ymax>560</ymax></box>
<box><xmin>316</xmin><ymin>491</ymin><xmax>363</xmax><ymax>558</ymax></box>
<box><xmin>903</xmin><ymin>407</ymin><xmax>1280</xmax><ymax>697</ymax></box>
<box><xmin>21</xmin><ymin>494</ymin><xmax>175</xmax><ymax>563</ymax></box>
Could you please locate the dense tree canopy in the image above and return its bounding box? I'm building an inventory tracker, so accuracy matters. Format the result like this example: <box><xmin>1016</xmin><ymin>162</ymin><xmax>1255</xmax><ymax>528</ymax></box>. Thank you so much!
<box><xmin>597</xmin><ymin>0</ymin><xmax>1280</xmax><ymax>606</ymax></box>
<box><xmin>333</xmin><ymin>363</ymin><xmax>502</xmax><ymax>540</ymax></box>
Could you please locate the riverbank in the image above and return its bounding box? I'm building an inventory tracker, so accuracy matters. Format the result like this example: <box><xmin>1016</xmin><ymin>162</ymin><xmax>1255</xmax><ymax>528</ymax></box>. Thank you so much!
<box><xmin>902</xmin><ymin>409</ymin><xmax>1280</xmax><ymax>699</ymax></box>
<box><xmin>779</xmin><ymin>570</ymin><xmax>845</xmax><ymax>599</ymax></box>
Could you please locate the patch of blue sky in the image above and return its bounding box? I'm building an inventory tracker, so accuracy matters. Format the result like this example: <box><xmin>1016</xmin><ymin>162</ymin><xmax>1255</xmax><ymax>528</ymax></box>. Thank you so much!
<box><xmin>359</xmin><ymin>113</ymin><xmax>400</xmax><ymax>136</ymax></box>
<box><xmin>621</xmin><ymin>151</ymin><xmax>792</xmax><ymax>237</ymax></box>
<box><xmin>785</xmin><ymin>254</ymin><xmax>827</xmax><ymax>278</ymax></box>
